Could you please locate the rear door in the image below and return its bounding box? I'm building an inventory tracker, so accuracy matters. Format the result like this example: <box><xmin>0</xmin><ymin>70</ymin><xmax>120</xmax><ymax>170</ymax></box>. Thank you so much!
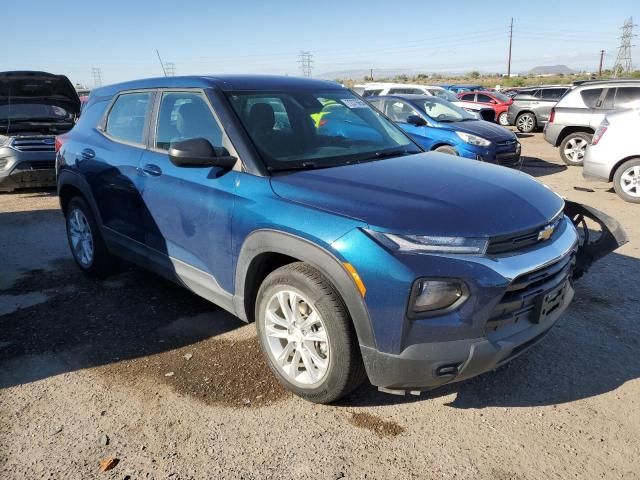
<box><xmin>84</xmin><ymin>90</ymin><xmax>154</xmax><ymax>244</ymax></box>
<box><xmin>138</xmin><ymin>89</ymin><xmax>238</xmax><ymax>292</ymax></box>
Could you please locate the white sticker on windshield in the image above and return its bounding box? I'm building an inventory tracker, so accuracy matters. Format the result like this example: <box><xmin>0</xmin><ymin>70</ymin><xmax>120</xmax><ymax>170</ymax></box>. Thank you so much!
<box><xmin>341</xmin><ymin>98</ymin><xmax>368</xmax><ymax>109</ymax></box>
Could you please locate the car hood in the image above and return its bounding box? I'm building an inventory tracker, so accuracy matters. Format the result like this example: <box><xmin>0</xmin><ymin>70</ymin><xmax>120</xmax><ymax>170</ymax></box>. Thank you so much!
<box><xmin>444</xmin><ymin>120</ymin><xmax>516</xmax><ymax>142</ymax></box>
<box><xmin>0</xmin><ymin>71</ymin><xmax>81</xmax><ymax>114</ymax></box>
<box><xmin>270</xmin><ymin>153</ymin><xmax>563</xmax><ymax>237</ymax></box>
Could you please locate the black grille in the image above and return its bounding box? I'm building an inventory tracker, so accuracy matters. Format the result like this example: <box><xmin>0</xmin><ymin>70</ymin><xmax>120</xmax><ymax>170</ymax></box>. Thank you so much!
<box><xmin>487</xmin><ymin>215</ymin><xmax>563</xmax><ymax>254</ymax></box>
<box><xmin>496</xmin><ymin>139</ymin><xmax>518</xmax><ymax>153</ymax></box>
<box><xmin>27</xmin><ymin>160</ymin><xmax>55</xmax><ymax>170</ymax></box>
<box><xmin>486</xmin><ymin>252</ymin><xmax>575</xmax><ymax>333</ymax></box>
<box><xmin>11</xmin><ymin>137</ymin><xmax>56</xmax><ymax>152</ymax></box>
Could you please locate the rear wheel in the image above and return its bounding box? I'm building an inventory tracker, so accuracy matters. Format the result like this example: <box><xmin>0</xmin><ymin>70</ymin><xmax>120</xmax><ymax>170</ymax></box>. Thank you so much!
<box><xmin>65</xmin><ymin>196</ymin><xmax>115</xmax><ymax>277</ymax></box>
<box><xmin>560</xmin><ymin>132</ymin><xmax>592</xmax><ymax>166</ymax></box>
<box><xmin>434</xmin><ymin>145</ymin><xmax>458</xmax><ymax>156</ymax></box>
<box><xmin>516</xmin><ymin>113</ymin><xmax>536</xmax><ymax>133</ymax></box>
<box><xmin>498</xmin><ymin>112</ymin><xmax>509</xmax><ymax>126</ymax></box>
<box><xmin>255</xmin><ymin>262</ymin><xmax>366</xmax><ymax>403</ymax></box>
<box><xmin>613</xmin><ymin>158</ymin><xmax>640</xmax><ymax>203</ymax></box>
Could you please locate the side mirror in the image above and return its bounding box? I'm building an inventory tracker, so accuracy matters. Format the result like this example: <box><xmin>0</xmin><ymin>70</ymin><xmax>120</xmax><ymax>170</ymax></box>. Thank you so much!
<box><xmin>168</xmin><ymin>138</ymin><xmax>236</xmax><ymax>169</ymax></box>
<box><xmin>406</xmin><ymin>115</ymin><xmax>427</xmax><ymax>126</ymax></box>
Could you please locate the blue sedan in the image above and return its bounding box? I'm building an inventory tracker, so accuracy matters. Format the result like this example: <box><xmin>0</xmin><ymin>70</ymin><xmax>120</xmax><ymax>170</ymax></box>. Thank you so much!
<box><xmin>368</xmin><ymin>94</ymin><xmax>521</xmax><ymax>166</ymax></box>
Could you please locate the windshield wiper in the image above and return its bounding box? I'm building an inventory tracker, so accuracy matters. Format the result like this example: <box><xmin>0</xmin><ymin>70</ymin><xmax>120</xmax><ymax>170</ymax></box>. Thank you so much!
<box><xmin>370</xmin><ymin>149</ymin><xmax>418</xmax><ymax>160</ymax></box>
<box><xmin>268</xmin><ymin>161</ymin><xmax>324</xmax><ymax>172</ymax></box>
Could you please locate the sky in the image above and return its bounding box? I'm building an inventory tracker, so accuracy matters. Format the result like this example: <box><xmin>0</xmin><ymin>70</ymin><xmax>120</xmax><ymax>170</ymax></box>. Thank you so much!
<box><xmin>2</xmin><ymin>0</ymin><xmax>638</xmax><ymax>87</ymax></box>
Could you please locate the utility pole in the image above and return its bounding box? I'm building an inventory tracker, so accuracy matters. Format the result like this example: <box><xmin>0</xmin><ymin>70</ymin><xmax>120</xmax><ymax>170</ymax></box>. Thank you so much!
<box><xmin>598</xmin><ymin>50</ymin><xmax>605</xmax><ymax>76</ymax></box>
<box><xmin>612</xmin><ymin>17</ymin><xmax>636</xmax><ymax>77</ymax></box>
<box><xmin>507</xmin><ymin>17</ymin><xmax>513</xmax><ymax>77</ymax></box>
<box><xmin>165</xmin><ymin>62</ymin><xmax>176</xmax><ymax>77</ymax></box>
<box><xmin>298</xmin><ymin>51</ymin><xmax>313</xmax><ymax>77</ymax></box>
<box><xmin>91</xmin><ymin>67</ymin><xmax>102</xmax><ymax>87</ymax></box>
<box><xmin>370</xmin><ymin>68</ymin><xmax>374</xmax><ymax>81</ymax></box>
<box><xmin>156</xmin><ymin>49</ymin><xmax>167</xmax><ymax>77</ymax></box>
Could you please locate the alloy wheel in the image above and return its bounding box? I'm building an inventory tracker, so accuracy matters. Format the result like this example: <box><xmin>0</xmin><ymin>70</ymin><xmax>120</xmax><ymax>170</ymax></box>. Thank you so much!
<box><xmin>517</xmin><ymin>114</ymin><xmax>534</xmax><ymax>132</ymax></box>
<box><xmin>68</xmin><ymin>208</ymin><xmax>94</xmax><ymax>267</ymax></box>
<box><xmin>498</xmin><ymin>112</ymin><xmax>509</xmax><ymax>126</ymax></box>
<box><xmin>264</xmin><ymin>290</ymin><xmax>330</xmax><ymax>387</ymax></box>
<box><xmin>619</xmin><ymin>165</ymin><xmax>640</xmax><ymax>198</ymax></box>
<box><xmin>563</xmin><ymin>137</ymin><xmax>588</xmax><ymax>164</ymax></box>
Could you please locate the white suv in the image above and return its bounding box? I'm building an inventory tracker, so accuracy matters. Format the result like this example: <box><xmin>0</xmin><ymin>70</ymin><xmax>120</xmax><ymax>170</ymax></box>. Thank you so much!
<box><xmin>544</xmin><ymin>80</ymin><xmax>640</xmax><ymax>166</ymax></box>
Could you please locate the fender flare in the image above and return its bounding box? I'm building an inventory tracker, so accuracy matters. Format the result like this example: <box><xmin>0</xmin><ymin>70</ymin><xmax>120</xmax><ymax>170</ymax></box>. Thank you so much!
<box><xmin>57</xmin><ymin>170</ymin><xmax>103</xmax><ymax>223</ymax></box>
<box><xmin>233</xmin><ymin>229</ymin><xmax>376</xmax><ymax>349</ymax></box>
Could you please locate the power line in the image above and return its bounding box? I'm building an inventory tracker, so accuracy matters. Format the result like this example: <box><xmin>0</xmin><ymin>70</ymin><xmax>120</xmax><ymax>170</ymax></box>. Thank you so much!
<box><xmin>91</xmin><ymin>67</ymin><xmax>102</xmax><ymax>87</ymax></box>
<box><xmin>298</xmin><ymin>51</ymin><xmax>313</xmax><ymax>77</ymax></box>
<box><xmin>612</xmin><ymin>17</ymin><xmax>636</xmax><ymax>77</ymax></box>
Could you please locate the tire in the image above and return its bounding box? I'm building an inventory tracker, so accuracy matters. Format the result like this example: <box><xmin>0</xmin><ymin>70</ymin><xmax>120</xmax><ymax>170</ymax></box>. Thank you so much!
<box><xmin>559</xmin><ymin>132</ymin><xmax>592</xmax><ymax>166</ymax></box>
<box><xmin>498</xmin><ymin>112</ymin><xmax>509</xmax><ymax>126</ymax></box>
<box><xmin>516</xmin><ymin>112</ymin><xmax>536</xmax><ymax>133</ymax></box>
<box><xmin>65</xmin><ymin>196</ymin><xmax>115</xmax><ymax>277</ymax></box>
<box><xmin>434</xmin><ymin>145</ymin><xmax>458</xmax><ymax>156</ymax></box>
<box><xmin>613</xmin><ymin>158</ymin><xmax>640</xmax><ymax>203</ymax></box>
<box><xmin>255</xmin><ymin>262</ymin><xmax>366</xmax><ymax>404</ymax></box>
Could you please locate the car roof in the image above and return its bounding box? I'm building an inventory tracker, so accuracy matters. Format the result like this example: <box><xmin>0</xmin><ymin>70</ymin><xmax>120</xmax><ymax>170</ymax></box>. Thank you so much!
<box><xmin>90</xmin><ymin>75</ymin><xmax>344</xmax><ymax>97</ymax></box>
<box><xmin>572</xmin><ymin>79</ymin><xmax>640</xmax><ymax>88</ymax></box>
<box><xmin>370</xmin><ymin>94</ymin><xmax>430</xmax><ymax>100</ymax></box>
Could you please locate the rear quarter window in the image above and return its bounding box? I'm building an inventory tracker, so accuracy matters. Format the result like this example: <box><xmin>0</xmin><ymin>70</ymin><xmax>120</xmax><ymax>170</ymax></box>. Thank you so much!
<box><xmin>579</xmin><ymin>88</ymin><xmax>603</xmax><ymax>108</ymax></box>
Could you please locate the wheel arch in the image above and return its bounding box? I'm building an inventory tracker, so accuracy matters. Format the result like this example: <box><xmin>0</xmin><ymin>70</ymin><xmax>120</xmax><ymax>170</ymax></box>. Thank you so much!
<box><xmin>556</xmin><ymin>126</ymin><xmax>595</xmax><ymax>147</ymax></box>
<box><xmin>431</xmin><ymin>142</ymin><xmax>457</xmax><ymax>152</ymax></box>
<box><xmin>234</xmin><ymin>229</ymin><xmax>376</xmax><ymax>349</ymax></box>
<box><xmin>611</xmin><ymin>155</ymin><xmax>640</xmax><ymax>182</ymax></box>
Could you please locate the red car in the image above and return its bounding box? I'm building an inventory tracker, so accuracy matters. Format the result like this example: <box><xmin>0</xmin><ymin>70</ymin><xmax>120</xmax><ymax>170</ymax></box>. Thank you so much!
<box><xmin>457</xmin><ymin>91</ymin><xmax>513</xmax><ymax>126</ymax></box>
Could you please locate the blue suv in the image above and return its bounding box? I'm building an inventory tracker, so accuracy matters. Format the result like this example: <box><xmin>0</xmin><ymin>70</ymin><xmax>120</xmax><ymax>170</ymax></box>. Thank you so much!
<box><xmin>368</xmin><ymin>95</ymin><xmax>521</xmax><ymax>165</ymax></box>
<box><xmin>56</xmin><ymin>75</ymin><xmax>625</xmax><ymax>403</ymax></box>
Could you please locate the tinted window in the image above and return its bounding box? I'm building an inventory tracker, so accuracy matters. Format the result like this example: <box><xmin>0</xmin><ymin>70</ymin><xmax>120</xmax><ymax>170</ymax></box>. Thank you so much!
<box><xmin>540</xmin><ymin>88</ymin><xmax>566</xmax><ymax>100</ymax></box>
<box><xmin>580</xmin><ymin>88</ymin><xmax>603</xmax><ymax>108</ymax></box>
<box><xmin>614</xmin><ymin>87</ymin><xmax>640</xmax><ymax>108</ymax></box>
<box><xmin>602</xmin><ymin>88</ymin><xmax>616</xmax><ymax>109</ymax></box>
<box><xmin>385</xmin><ymin>99</ymin><xmax>420</xmax><ymax>122</ymax></box>
<box><xmin>477</xmin><ymin>94</ymin><xmax>494</xmax><ymax>103</ymax></box>
<box><xmin>388</xmin><ymin>88</ymin><xmax>424</xmax><ymax>95</ymax></box>
<box><xmin>155</xmin><ymin>92</ymin><xmax>223</xmax><ymax>150</ymax></box>
<box><xmin>362</xmin><ymin>89</ymin><xmax>383</xmax><ymax>97</ymax></box>
<box><xmin>460</xmin><ymin>94</ymin><xmax>475</xmax><ymax>101</ymax></box>
<box><xmin>106</xmin><ymin>92</ymin><xmax>152</xmax><ymax>144</ymax></box>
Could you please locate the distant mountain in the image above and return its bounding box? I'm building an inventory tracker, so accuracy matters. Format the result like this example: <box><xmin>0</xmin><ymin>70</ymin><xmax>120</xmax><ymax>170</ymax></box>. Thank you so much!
<box><xmin>528</xmin><ymin>65</ymin><xmax>576</xmax><ymax>75</ymax></box>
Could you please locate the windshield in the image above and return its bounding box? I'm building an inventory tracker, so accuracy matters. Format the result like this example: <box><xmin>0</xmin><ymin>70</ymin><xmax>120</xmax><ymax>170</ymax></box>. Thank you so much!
<box><xmin>417</xmin><ymin>97</ymin><xmax>477</xmax><ymax>122</ymax></box>
<box><xmin>0</xmin><ymin>103</ymin><xmax>70</xmax><ymax>121</ymax></box>
<box><xmin>228</xmin><ymin>90</ymin><xmax>420</xmax><ymax>170</ymax></box>
<box><xmin>491</xmin><ymin>91</ymin><xmax>511</xmax><ymax>102</ymax></box>
<box><xmin>427</xmin><ymin>89</ymin><xmax>459</xmax><ymax>102</ymax></box>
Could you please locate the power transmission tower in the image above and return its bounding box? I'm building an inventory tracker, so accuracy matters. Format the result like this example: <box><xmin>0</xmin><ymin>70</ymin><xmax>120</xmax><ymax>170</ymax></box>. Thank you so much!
<box><xmin>298</xmin><ymin>51</ymin><xmax>313</xmax><ymax>77</ymax></box>
<box><xmin>507</xmin><ymin>18</ymin><xmax>513</xmax><ymax>77</ymax></box>
<box><xmin>612</xmin><ymin>17</ymin><xmax>636</xmax><ymax>77</ymax></box>
<box><xmin>165</xmin><ymin>62</ymin><xmax>176</xmax><ymax>76</ymax></box>
<box><xmin>91</xmin><ymin>67</ymin><xmax>102</xmax><ymax>87</ymax></box>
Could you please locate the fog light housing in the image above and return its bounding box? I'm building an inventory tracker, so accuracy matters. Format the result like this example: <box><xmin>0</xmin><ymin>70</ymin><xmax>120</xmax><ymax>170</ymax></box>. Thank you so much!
<box><xmin>409</xmin><ymin>279</ymin><xmax>468</xmax><ymax>318</ymax></box>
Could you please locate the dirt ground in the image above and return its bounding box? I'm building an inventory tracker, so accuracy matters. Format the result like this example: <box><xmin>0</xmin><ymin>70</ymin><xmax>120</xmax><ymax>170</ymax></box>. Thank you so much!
<box><xmin>1</xmin><ymin>132</ymin><xmax>639</xmax><ymax>480</ymax></box>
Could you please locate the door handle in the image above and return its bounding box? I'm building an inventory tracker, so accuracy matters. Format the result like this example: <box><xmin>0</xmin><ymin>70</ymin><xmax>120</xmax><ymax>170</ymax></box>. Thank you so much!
<box><xmin>141</xmin><ymin>163</ymin><xmax>162</xmax><ymax>176</ymax></box>
<box><xmin>80</xmin><ymin>148</ymin><xmax>95</xmax><ymax>160</ymax></box>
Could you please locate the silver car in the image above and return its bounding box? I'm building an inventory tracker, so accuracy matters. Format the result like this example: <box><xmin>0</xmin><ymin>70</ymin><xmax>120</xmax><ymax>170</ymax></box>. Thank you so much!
<box><xmin>583</xmin><ymin>108</ymin><xmax>640</xmax><ymax>203</ymax></box>
<box><xmin>545</xmin><ymin>80</ymin><xmax>640</xmax><ymax>166</ymax></box>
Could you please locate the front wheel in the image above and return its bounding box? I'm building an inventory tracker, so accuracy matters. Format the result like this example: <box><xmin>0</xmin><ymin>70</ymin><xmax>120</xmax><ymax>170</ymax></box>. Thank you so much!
<box><xmin>516</xmin><ymin>113</ymin><xmax>536</xmax><ymax>133</ymax></box>
<box><xmin>613</xmin><ymin>158</ymin><xmax>640</xmax><ymax>203</ymax></box>
<box><xmin>498</xmin><ymin>112</ymin><xmax>509</xmax><ymax>126</ymax></box>
<box><xmin>255</xmin><ymin>262</ymin><xmax>366</xmax><ymax>403</ymax></box>
<box><xmin>560</xmin><ymin>132</ymin><xmax>592</xmax><ymax>166</ymax></box>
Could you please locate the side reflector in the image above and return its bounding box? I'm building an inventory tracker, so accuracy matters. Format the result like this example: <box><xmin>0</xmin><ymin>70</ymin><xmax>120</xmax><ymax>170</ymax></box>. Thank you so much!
<box><xmin>343</xmin><ymin>263</ymin><xmax>366</xmax><ymax>297</ymax></box>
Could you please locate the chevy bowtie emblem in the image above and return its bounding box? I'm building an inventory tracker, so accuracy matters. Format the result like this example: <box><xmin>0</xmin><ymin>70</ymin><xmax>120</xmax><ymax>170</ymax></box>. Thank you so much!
<box><xmin>538</xmin><ymin>224</ymin><xmax>555</xmax><ymax>241</ymax></box>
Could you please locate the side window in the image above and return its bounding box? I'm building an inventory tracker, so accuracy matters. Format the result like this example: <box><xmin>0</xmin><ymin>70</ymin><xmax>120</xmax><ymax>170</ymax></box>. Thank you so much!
<box><xmin>105</xmin><ymin>92</ymin><xmax>152</xmax><ymax>144</ymax></box>
<box><xmin>580</xmin><ymin>88</ymin><xmax>604</xmax><ymax>108</ymax></box>
<box><xmin>614</xmin><ymin>87</ymin><xmax>640</xmax><ymax>108</ymax></box>
<box><xmin>601</xmin><ymin>88</ymin><xmax>616</xmax><ymax>109</ymax></box>
<box><xmin>461</xmin><ymin>94</ymin><xmax>475</xmax><ymax>101</ymax></box>
<box><xmin>533</xmin><ymin>90</ymin><xmax>543</xmax><ymax>98</ymax></box>
<box><xmin>541</xmin><ymin>88</ymin><xmax>564</xmax><ymax>100</ymax></box>
<box><xmin>477</xmin><ymin>94</ymin><xmax>494</xmax><ymax>103</ymax></box>
<box><xmin>155</xmin><ymin>92</ymin><xmax>223</xmax><ymax>150</ymax></box>
<box><xmin>362</xmin><ymin>89</ymin><xmax>382</xmax><ymax>97</ymax></box>
<box><xmin>385</xmin><ymin>100</ymin><xmax>419</xmax><ymax>123</ymax></box>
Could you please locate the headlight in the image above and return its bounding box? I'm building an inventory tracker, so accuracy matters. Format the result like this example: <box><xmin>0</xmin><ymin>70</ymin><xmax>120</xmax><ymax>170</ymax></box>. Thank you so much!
<box><xmin>455</xmin><ymin>131</ymin><xmax>491</xmax><ymax>147</ymax></box>
<box><xmin>366</xmin><ymin>230</ymin><xmax>488</xmax><ymax>254</ymax></box>
<box><xmin>409</xmin><ymin>279</ymin><xmax>468</xmax><ymax>316</ymax></box>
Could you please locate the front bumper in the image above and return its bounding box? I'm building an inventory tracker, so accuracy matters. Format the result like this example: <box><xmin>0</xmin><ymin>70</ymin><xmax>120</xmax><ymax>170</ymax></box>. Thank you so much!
<box><xmin>460</xmin><ymin>141</ymin><xmax>521</xmax><ymax>166</ymax></box>
<box><xmin>0</xmin><ymin>148</ymin><xmax>56</xmax><ymax>192</ymax></box>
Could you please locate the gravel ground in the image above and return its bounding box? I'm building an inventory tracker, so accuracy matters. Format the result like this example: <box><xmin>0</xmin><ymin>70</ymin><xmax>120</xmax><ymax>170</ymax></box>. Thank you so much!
<box><xmin>1</xmin><ymin>132</ymin><xmax>639</xmax><ymax>479</ymax></box>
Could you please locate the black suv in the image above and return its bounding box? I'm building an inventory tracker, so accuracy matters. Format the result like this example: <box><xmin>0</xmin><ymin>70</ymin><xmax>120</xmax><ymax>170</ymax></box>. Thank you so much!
<box><xmin>0</xmin><ymin>71</ymin><xmax>80</xmax><ymax>192</ymax></box>
<box><xmin>506</xmin><ymin>86</ymin><xmax>571</xmax><ymax>133</ymax></box>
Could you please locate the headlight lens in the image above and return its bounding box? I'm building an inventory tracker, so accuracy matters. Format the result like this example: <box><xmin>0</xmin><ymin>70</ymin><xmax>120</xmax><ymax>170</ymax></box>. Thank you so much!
<box><xmin>410</xmin><ymin>279</ymin><xmax>468</xmax><ymax>315</ymax></box>
<box><xmin>367</xmin><ymin>230</ymin><xmax>488</xmax><ymax>254</ymax></box>
<box><xmin>455</xmin><ymin>131</ymin><xmax>491</xmax><ymax>147</ymax></box>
